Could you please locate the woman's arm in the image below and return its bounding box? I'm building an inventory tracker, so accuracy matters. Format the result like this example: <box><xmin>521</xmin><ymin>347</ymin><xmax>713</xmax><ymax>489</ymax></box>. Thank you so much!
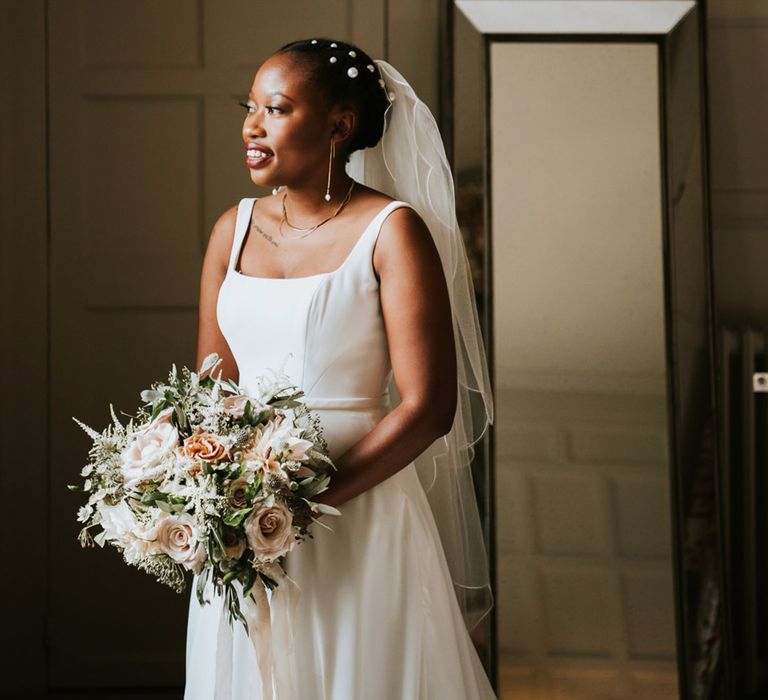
<box><xmin>315</xmin><ymin>206</ymin><xmax>457</xmax><ymax>509</ymax></box>
<box><xmin>196</xmin><ymin>205</ymin><xmax>240</xmax><ymax>383</ymax></box>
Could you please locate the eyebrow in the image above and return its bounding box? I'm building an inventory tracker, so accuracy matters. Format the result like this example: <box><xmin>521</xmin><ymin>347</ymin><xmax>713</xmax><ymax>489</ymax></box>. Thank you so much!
<box><xmin>248</xmin><ymin>90</ymin><xmax>294</xmax><ymax>101</ymax></box>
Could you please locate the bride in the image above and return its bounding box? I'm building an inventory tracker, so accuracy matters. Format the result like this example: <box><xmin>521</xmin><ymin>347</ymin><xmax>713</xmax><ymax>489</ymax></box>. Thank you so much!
<box><xmin>186</xmin><ymin>37</ymin><xmax>496</xmax><ymax>699</ymax></box>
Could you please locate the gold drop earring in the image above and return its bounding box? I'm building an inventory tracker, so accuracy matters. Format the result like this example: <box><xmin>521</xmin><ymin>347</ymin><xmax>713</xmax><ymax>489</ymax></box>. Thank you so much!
<box><xmin>325</xmin><ymin>139</ymin><xmax>334</xmax><ymax>202</ymax></box>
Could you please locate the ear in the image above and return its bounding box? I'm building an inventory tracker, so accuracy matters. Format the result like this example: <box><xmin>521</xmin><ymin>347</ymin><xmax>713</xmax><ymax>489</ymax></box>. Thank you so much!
<box><xmin>330</xmin><ymin>105</ymin><xmax>356</xmax><ymax>147</ymax></box>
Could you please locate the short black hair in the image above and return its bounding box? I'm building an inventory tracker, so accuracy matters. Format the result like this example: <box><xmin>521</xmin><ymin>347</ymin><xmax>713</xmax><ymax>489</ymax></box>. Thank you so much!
<box><xmin>274</xmin><ymin>38</ymin><xmax>390</xmax><ymax>162</ymax></box>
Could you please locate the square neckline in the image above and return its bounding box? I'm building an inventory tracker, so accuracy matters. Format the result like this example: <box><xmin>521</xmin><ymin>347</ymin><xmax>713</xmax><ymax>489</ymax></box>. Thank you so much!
<box><xmin>231</xmin><ymin>197</ymin><xmax>398</xmax><ymax>282</ymax></box>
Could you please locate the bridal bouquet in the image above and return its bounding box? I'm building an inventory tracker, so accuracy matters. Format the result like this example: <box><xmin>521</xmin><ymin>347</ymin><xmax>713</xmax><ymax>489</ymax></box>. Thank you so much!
<box><xmin>68</xmin><ymin>352</ymin><xmax>340</xmax><ymax>628</ymax></box>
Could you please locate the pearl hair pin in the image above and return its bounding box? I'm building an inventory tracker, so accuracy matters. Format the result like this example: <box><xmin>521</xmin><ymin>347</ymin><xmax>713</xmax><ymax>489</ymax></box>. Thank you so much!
<box><xmin>308</xmin><ymin>40</ymin><xmax>389</xmax><ymax>98</ymax></box>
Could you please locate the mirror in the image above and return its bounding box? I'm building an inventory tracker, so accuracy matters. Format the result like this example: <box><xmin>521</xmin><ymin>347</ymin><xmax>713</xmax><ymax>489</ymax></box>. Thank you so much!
<box><xmin>451</xmin><ymin>2</ymin><xmax>723</xmax><ymax>698</ymax></box>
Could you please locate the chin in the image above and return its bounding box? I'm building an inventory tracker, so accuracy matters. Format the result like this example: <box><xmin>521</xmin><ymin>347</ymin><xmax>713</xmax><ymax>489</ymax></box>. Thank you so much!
<box><xmin>248</xmin><ymin>170</ymin><xmax>276</xmax><ymax>189</ymax></box>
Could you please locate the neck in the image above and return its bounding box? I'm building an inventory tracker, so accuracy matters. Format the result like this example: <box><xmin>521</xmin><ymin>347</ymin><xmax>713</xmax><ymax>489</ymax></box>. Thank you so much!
<box><xmin>281</xmin><ymin>164</ymin><xmax>354</xmax><ymax>221</ymax></box>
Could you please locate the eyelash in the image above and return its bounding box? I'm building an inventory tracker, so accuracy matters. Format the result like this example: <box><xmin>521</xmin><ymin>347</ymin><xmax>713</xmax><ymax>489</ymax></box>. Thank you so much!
<box><xmin>239</xmin><ymin>102</ymin><xmax>281</xmax><ymax>115</ymax></box>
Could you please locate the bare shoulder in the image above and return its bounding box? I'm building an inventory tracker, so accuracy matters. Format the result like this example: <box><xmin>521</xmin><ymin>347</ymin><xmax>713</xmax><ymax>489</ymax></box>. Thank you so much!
<box><xmin>205</xmin><ymin>203</ymin><xmax>240</xmax><ymax>273</ymax></box>
<box><xmin>373</xmin><ymin>203</ymin><xmax>438</xmax><ymax>280</ymax></box>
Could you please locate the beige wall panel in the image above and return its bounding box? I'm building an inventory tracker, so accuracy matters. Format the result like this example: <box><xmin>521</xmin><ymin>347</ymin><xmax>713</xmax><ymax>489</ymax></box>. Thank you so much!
<box><xmin>707</xmin><ymin>27</ymin><xmax>768</xmax><ymax>191</ymax></box>
<box><xmin>453</xmin><ymin>4</ymin><xmax>484</xmax><ymax>174</ymax></box>
<box><xmin>0</xmin><ymin>1</ymin><xmax>48</xmax><ymax>695</ymax></box>
<box><xmin>204</xmin><ymin>93</ymin><xmax>259</xmax><ymax>233</ymax></box>
<box><xmin>713</xmin><ymin>226</ymin><xmax>768</xmax><ymax>321</ymax></box>
<box><xmin>47</xmin><ymin>0</ymin><xmax>223</xmax><ymax>689</ymax></box>
<box><xmin>706</xmin><ymin>0</ymin><xmax>768</xmax><ymax>327</ymax></box>
<box><xmin>388</xmin><ymin>0</ymin><xmax>441</xmax><ymax>118</ymax></box>
<box><xmin>79</xmin><ymin>0</ymin><xmax>203</xmax><ymax>68</ymax></box>
<box><xmin>204</xmin><ymin>0</ymin><xmax>350</xmax><ymax>68</ymax></box>
<box><xmin>80</xmin><ymin>96</ymin><xmax>203</xmax><ymax>305</ymax></box>
<box><xmin>350</xmin><ymin>0</ymin><xmax>386</xmax><ymax>60</ymax></box>
<box><xmin>708</xmin><ymin>0</ymin><xmax>768</xmax><ymax>24</ymax></box>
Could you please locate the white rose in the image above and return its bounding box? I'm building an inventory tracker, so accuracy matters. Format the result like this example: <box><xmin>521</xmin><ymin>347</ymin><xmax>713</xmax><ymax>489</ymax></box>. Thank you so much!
<box><xmin>155</xmin><ymin>513</ymin><xmax>206</xmax><ymax>572</ymax></box>
<box><xmin>122</xmin><ymin>525</ymin><xmax>162</xmax><ymax>564</ymax></box>
<box><xmin>97</xmin><ymin>501</ymin><xmax>160</xmax><ymax>563</ymax></box>
<box><xmin>244</xmin><ymin>503</ymin><xmax>297</xmax><ymax>561</ymax></box>
<box><xmin>98</xmin><ymin>500</ymin><xmax>137</xmax><ymax>541</ymax></box>
<box><xmin>121</xmin><ymin>408</ymin><xmax>179</xmax><ymax>489</ymax></box>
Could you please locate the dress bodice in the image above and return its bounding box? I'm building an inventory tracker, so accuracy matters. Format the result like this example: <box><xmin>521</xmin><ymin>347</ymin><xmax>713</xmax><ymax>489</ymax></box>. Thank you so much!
<box><xmin>217</xmin><ymin>197</ymin><xmax>412</xmax><ymax>417</ymax></box>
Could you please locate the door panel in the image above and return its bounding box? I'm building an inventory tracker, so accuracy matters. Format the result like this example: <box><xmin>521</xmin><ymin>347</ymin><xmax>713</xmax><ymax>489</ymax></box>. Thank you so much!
<box><xmin>47</xmin><ymin>0</ymin><xmax>368</xmax><ymax>689</ymax></box>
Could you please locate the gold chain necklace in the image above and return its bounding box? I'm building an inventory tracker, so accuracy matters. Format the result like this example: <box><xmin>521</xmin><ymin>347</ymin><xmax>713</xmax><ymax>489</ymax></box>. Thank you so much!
<box><xmin>279</xmin><ymin>180</ymin><xmax>356</xmax><ymax>240</ymax></box>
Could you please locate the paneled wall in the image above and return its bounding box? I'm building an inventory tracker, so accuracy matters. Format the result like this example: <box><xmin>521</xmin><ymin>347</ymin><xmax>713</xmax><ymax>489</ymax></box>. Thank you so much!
<box><xmin>706</xmin><ymin>0</ymin><xmax>768</xmax><ymax>327</ymax></box>
<box><xmin>0</xmin><ymin>2</ymin><xmax>48</xmax><ymax>695</ymax></box>
<box><xmin>0</xmin><ymin>0</ymin><xmax>443</xmax><ymax>695</ymax></box>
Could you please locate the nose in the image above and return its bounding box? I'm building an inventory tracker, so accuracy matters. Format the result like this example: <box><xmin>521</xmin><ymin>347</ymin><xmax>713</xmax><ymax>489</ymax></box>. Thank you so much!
<box><xmin>243</xmin><ymin>109</ymin><xmax>266</xmax><ymax>138</ymax></box>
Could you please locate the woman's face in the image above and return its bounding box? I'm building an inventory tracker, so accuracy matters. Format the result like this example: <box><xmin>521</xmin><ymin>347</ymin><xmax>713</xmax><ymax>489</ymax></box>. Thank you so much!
<box><xmin>242</xmin><ymin>54</ymin><xmax>348</xmax><ymax>189</ymax></box>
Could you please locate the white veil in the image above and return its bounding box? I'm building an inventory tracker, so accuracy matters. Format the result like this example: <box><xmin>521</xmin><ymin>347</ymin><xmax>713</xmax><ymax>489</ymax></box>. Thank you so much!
<box><xmin>346</xmin><ymin>59</ymin><xmax>495</xmax><ymax>631</ymax></box>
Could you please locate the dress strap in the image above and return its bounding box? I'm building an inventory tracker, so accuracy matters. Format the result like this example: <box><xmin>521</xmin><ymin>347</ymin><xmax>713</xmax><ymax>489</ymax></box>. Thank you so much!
<box><xmin>357</xmin><ymin>200</ymin><xmax>415</xmax><ymax>277</ymax></box>
<box><xmin>228</xmin><ymin>198</ymin><xmax>258</xmax><ymax>272</ymax></box>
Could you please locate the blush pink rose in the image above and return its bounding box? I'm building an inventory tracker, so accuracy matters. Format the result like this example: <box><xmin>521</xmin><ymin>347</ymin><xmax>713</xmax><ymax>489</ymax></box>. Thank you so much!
<box><xmin>156</xmin><ymin>513</ymin><xmax>206</xmax><ymax>572</ymax></box>
<box><xmin>222</xmin><ymin>394</ymin><xmax>265</xmax><ymax>419</ymax></box>
<box><xmin>243</xmin><ymin>503</ymin><xmax>297</xmax><ymax>561</ymax></box>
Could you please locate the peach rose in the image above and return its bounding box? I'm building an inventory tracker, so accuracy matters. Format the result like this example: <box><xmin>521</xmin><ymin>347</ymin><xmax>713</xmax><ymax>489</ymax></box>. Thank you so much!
<box><xmin>181</xmin><ymin>429</ymin><xmax>229</xmax><ymax>464</ymax></box>
<box><xmin>244</xmin><ymin>503</ymin><xmax>297</xmax><ymax>561</ymax></box>
<box><xmin>156</xmin><ymin>513</ymin><xmax>206</xmax><ymax>572</ymax></box>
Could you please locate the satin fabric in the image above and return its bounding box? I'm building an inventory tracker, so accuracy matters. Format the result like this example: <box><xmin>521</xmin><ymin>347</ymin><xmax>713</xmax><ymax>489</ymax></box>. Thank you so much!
<box><xmin>184</xmin><ymin>197</ymin><xmax>496</xmax><ymax>699</ymax></box>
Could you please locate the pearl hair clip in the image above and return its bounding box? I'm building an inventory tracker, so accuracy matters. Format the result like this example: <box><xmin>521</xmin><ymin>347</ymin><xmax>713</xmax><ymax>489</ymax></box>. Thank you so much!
<box><xmin>307</xmin><ymin>39</ymin><xmax>393</xmax><ymax>99</ymax></box>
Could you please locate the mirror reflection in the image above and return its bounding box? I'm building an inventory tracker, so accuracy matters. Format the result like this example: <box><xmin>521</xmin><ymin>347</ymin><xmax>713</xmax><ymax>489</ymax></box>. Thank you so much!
<box><xmin>491</xmin><ymin>41</ymin><xmax>676</xmax><ymax>698</ymax></box>
<box><xmin>453</xmin><ymin>7</ymin><xmax>695</xmax><ymax>698</ymax></box>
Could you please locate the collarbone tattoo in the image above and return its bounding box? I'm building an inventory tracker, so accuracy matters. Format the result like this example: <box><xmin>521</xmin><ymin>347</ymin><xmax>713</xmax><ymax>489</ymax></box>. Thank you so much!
<box><xmin>251</xmin><ymin>220</ymin><xmax>279</xmax><ymax>247</ymax></box>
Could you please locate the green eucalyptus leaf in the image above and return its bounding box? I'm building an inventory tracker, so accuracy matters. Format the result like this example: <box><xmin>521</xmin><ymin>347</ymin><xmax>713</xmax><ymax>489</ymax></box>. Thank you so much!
<box><xmin>141</xmin><ymin>490</ymin><xmax>166</xmax><ymax>504</ymax></box>
<box><xmin>242</xmin><ymin>568</ymin><xmax>256</xmax><ymax>599</ymax></box>
<box><xmin>224</xmin><ymin>507</ymin><xmax>253</xmax><ymax>527</ymax></box>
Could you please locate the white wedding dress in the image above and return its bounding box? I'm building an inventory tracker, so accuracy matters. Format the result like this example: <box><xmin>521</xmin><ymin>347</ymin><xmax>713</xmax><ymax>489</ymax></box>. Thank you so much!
<box><xmin>184</xmin><ymin>197</ymin><xmax>496</xmax><ymax>699</ymax></box>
